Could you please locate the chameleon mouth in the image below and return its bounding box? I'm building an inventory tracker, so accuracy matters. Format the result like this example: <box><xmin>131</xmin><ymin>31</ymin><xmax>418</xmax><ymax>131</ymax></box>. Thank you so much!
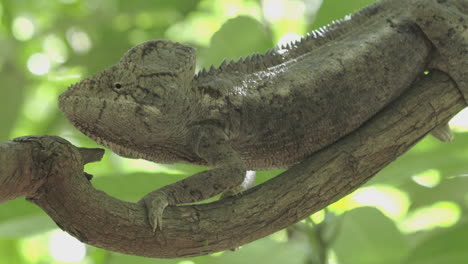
<box><xmin>71</xmin><ymin>121</ymin><xmax>151</xmax><ymax>161</ymax></box>
<box><xmin>70</xmin><ymin>121</ymin><xmax>194</xmax><ymax>165</ymax></box>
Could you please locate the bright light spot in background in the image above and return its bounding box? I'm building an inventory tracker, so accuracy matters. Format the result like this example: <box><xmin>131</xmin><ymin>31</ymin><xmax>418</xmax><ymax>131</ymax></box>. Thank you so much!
<box><xmin>262</xmin><ymin>0</ymin><xmax>285</xmax><ymax>21</ymax></box>
<box><xmin>177</xmin><ymin>261</ymin><xmax>195</xmax><ymax>264</ymax></box>
<box><xmin>27</xmin><ymin>53</ymin><xmax>50</xmax><ymax>75</ymax></box>
<box><xmin>262</xmin><ymin>0</ymin><xmax>306</xmax><ymax>22</ymax></box>
<box><xmin>328</xmin><ymin>251</ymin><xmax>339</xmax><ymax>264</ymax></box>
<box><xmin>12</xmin><ymin>16</ymin><xmax>35</xmax><ymax>41</ymax></box>
<box><xmin>310</xmin><ymin>209</ymin><xmax>325</xmax><ymax>223</ymax></box>
<box><xmin>59</xmin><ymin>0</ymin><xmax>77</xmax><ymax>3</ymax></box>
<box><xmin>122</xmin><ymin>156</ymin><xmax>171</xmax><ymax>173</ymax></box>
<box><xmin>66</xmin><ymin>27</ymin><xmax>92</xmax><ymax>54</ymax></box>
<box><xmin>49</xmin><ymin>230</ymin><xmax>86</xmax><ymax>262</ymax></box>
<box><xmin>449</xmin><ymin>108</ymin><xmax>468</xmax><ymax>132</ymax></box>
<box><xmin>352</xmin><ymin>186</ymin><xmax>408</xmax><ymax>219</ymax></box>
<box><xmin>303</xmin><ymin>0</ymin><xmax>323</xmax><ymax>18</ymax></box>
<box><xmin>286</xmin><ymin>1</ymin><xmax>306</xmax><ymax>20</ymax></box>
<box><xmin>43</xmin><ymin>35</ymin><xmax>68</xmax><ymax>63</ymax></box>
<box><xmin>277</xmin><ymin>32</ymin><xmax>301</xmax><ymax>47</ymax></box>
<box><xmin>268</xmin><ymin>229</ymin><xmax>288</xmax><ymax>242</ymax></box>
<box><xmin>216</xmin><ymin>0</ymin><xmax>261</xmax><ymax>19</ymax></box>
<box><xmin>165</xmin><ymin>0</ymin><xmax>261</xmax><ymax>46</ymax></box>
<box><xmin>108</xmin><ymin>153</ymin><xmax>183</xmax><ymax>175</ymax></box>
<box><xmin>400</xmin><ymin>201</ymin><xmax>461</xmax><ymax>233</ymax></box>
<box><xmin>20</xmin><ymin>234</ymin><xmax>49</xmax><ymax>263</ymax></box>
<box><xmin>332</xmin><ymin>185</ymin><xmax>410</xmax><ymax>220</ymax></box>
<box><xmin>224</xmin><ymin>2</ymin><xmax>242</xmax><ymax>16</ymax></box>
<box><xmin>412</xmin><ymin>169</ymin><xmax>441</xmax><ymax>188</ymax></box>
<box><xmin>21</xmin><ymin>82</ymin><xmax>58</xmax><ymax>125</ymax></box>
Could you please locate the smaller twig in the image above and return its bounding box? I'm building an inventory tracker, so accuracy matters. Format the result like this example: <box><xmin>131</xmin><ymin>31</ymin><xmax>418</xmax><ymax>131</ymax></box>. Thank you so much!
<box><xmin>78</xmin><ymin>148</ymin><xmax>105</xmax><ymax>164</ymax></box>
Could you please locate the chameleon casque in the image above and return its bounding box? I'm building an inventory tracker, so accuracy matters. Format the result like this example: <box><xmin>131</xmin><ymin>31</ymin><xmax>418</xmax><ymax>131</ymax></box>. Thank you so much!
<box><xmin>59</xmin><ymin>0</ymin><xmax>467</xmax><ymax>231</ymax></box>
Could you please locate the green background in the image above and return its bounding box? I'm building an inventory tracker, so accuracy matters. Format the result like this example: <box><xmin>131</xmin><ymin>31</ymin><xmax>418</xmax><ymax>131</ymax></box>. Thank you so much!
<box><xmin>1</xmin><ymin>0</ymin><xmax>468</xmax><ymax>263</ymax></box>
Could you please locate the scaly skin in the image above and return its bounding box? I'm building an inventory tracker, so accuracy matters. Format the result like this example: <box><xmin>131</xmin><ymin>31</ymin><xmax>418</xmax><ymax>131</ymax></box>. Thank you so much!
<box><xmin>59</xmin><ymin>0</ymin><xmax>467</xmax><ymax>231</ymax></box>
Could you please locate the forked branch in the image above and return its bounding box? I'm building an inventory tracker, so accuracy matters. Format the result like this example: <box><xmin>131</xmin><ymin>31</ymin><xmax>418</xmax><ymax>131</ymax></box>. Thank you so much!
<box><xmin>0</xmin><ymin>71</ymin><xmax>465</xmax><ymax>257</ymax></box>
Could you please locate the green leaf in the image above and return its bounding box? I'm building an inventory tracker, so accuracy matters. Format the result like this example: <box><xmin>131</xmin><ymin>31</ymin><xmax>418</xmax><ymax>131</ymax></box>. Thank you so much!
<box><xmin>0</xmin><ymin>69</ymin><xmax>25</xmax><ymax>141</ymax></box>
<box><xmin>198</xmin><ymin>236</ymin><xmax>307</xmax><ymax>264</ymax></box>
<box><xmin>102</xmin><ymin>233</ymin><xmax>307</xmax><ymax>264</ymax></box>
<box><xmin>0</xmin><ymin>240</ymin><xmax>23</xmax><ymax>264</ymax></box>
<box><xmin>0</xmin><ymin>215</ymin><xmax>56</xmax><ymax>238</ymax></box>
<box><xmin>368</xmin><ymin>133</ymin><xmax>468</xmax><ymax>209</ymax></box>
<box><xmin>369</xmin><ymin>133</ymin><xmax>468</xmax><ymax>186</ymax></box>
<box><xmin>0</xmin><ymin>199</ymin><xmax>42</xmax><ymax>221</ymax></box>
<box><xmin>103</xmin><ymin>252</ymin><xmax>183</xmax><ymax>264</ymax></box>
<box><xmin>0</xmin><ymin>200</ymin><xmax>56</xmax><ymax>237</ymax></box>
<box><xmin>405</xmin><ymin>222</ymin><xmax>468</xmax><ymax>264</ymax></box>
<box><xmin>118</xmin><ymin>0</ymin><xmax>201</xmax><ymax>16</ymax></box>
<box><xmin>199</xmin><ymin>16</ymin><xmax>273</xmax><ymax>68</ymax></box>
<box><xmin>332</xmin><ymin>207</ymin><xmax>409</xmax><ymax>264</ymax></box>
<box><xmin>311</xmin><ymin>0</ymin><xmax>378</xmax><ymax>29</ymax></box>
<box><xmin>92</xmin><ymin>172</ymin><xmax>190</xmax><ymax>202</ymax></box>
<box><xmin>255</xmin><ymin>169</ymin><xmax>284</xmax><ymax>184</ymax></box>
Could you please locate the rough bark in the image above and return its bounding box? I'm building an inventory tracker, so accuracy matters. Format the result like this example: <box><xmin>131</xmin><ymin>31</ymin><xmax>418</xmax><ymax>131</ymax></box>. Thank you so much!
<box><xmin>0</xmin><ymin>70</ymin><xmax>465</xmax><ymax>257</ymax></box>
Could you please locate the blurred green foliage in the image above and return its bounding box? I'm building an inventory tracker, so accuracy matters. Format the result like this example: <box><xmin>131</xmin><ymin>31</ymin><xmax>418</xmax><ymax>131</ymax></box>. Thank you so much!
<box><xmin>1</xmin><ymin>0</ymin><xmax>468</xmax><ymax>263</ymax></box>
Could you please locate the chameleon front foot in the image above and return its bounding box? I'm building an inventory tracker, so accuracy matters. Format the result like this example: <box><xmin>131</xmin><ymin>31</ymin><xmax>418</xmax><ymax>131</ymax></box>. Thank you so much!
<box><xmin>139</xmin><ymin>192</ymin><xmax>169</xmax><ymax>232</ymax></box>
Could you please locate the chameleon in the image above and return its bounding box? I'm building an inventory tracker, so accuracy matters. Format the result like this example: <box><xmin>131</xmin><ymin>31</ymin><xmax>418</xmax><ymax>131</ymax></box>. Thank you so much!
<box><xmin>58</xmin><ymin>0</ymin><xmax>467</xmax><ymax>231</ymax></box>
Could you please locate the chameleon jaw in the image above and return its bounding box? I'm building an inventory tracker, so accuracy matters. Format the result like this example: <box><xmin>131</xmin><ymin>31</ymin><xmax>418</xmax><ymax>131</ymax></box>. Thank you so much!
<box><xmin>71</xmin><ymin>122</ymin><xmax>150</xmax><ymax>161</ymax></box>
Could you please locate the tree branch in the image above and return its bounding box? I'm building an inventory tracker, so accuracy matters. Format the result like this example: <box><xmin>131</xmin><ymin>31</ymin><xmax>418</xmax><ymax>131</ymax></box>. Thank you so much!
<box><xmin>0</xmin><ymin>70</ymin><xmax>465</xmax><ymax>258</ymax></box>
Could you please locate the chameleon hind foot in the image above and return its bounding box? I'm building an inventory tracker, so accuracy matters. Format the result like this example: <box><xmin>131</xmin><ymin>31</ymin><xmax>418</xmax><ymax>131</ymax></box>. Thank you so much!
<box><xmin>139</xmin><ymin>191</ymin><xmax>169</xmax><ymax>232</ymax></box>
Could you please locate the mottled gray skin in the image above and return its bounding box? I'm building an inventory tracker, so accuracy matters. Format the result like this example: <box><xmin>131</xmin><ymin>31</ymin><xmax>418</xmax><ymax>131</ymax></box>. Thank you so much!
<box><xmin>59</xmin><ymin>0</ymin><xmax>467</xmax><ymax>231</ymax></box>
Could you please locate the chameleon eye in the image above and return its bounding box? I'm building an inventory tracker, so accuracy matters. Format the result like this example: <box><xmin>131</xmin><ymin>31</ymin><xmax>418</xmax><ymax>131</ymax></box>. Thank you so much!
<box><xmin>114</xmin><ymin>82</ymin><xmax>122</xmax><ymax>89</ymax></box>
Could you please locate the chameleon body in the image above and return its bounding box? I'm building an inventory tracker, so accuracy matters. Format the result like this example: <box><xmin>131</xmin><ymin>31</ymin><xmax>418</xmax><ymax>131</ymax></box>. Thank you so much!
<box><xmin>59</xmin><ymin>0</ymin><xmax>467</xmax><ymax>231</ymax></box>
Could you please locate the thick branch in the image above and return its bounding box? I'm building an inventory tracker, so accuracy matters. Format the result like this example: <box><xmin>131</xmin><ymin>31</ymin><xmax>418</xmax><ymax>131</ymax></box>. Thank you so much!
<box><xmin>0</xmin><ymin>71</ymin><xmax>464</xmax><ymax>257</ymax></box>
<box><xmin>0</xmin><ymin>136</ymin><xmax>104</xmax><ymax>204</ymax></box>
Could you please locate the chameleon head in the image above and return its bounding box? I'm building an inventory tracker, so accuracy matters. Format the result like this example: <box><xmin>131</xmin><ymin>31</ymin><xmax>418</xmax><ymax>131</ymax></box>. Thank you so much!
<box><xmin>58</xmin><ymin>40</ymin><xmax>197</xmax><ymax>159</ymax></box>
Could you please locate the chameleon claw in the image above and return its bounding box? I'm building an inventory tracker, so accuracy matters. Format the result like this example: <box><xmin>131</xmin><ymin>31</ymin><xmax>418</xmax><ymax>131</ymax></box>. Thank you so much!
<box><xmin>149</xmin><ymin>208</ymin><xmax>164</xmax><ymax>232</ymax></box>
<box><xmin>140</xmin><ymin>192</ymin><xmax>169</xmax><ymax>232</ymax></box>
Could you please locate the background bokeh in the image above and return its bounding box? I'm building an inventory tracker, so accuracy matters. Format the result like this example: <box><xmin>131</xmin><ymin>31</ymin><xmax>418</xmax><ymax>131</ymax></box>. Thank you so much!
<box><xmin>1</xmin><ymin>0</ymin><xmax>468</xmax><ymax>263</ymax></box>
